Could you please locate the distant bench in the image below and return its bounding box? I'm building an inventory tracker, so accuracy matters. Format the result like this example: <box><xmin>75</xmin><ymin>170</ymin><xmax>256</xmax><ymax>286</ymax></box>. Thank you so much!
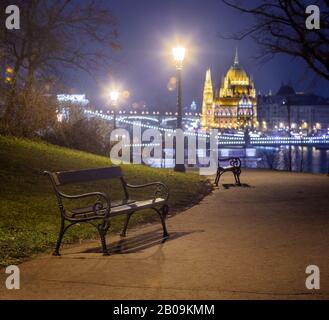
<box><xmin>215</xmin><ymin>157</ymin><xmax>242</xmax><ymax>187</ymax></box>
<box><xmin>45</xmin><ymin>167</ymin><xmax>169</xmax><ymax>256</ymax></box>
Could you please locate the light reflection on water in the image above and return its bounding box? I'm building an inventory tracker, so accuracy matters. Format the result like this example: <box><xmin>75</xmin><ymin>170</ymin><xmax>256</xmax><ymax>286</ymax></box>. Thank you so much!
<box><xmin>143</xmin><ymin>147</ymin><xmax>329</xmax><ymax>174</ymax></box>
<box><xmin>256</xmin><ymin>146</ymin><xmax>329</xmax><ymax>174</ymax></box>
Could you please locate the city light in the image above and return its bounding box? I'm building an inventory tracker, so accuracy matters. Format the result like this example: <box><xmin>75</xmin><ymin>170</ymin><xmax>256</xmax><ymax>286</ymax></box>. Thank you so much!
<box><xmin>172</xmin><ymin>47</ymin><xmax>186</xmax><ymax>62</ymax></box>
<box><xmin>110</xmin><ymin>91</ymin><xmax>120</xmax><ymax>103</ymax></box>
<box><xmin>172</xmin><ymin>47</ymin><xmax>186</xmax><ymax>69</ymax></box>
<box><xmin>85</xmin><ymin>109</ymin><xmax>329</xmax><ymax>146</ymax></box>
<box><xmin>57</xmin><ymin>94</ymin><xmax>90</xmax><ymax>106</ymax></box>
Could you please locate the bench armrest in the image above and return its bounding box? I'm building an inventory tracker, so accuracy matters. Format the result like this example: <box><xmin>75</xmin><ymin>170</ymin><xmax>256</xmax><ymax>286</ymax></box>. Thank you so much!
<box><xmin>218</xmin><ymin>157</ymin><xmax>242</xmax><ymax>168</ymax></box>
<box><xmin>58</xmin><ymin>191</ymin><xmax>111</xmax><ymax>217</ymax></box>
<box><xmin>126</xmin><ymin>182</ymin><xmax>169</xmax><ymax>202</ymax></box>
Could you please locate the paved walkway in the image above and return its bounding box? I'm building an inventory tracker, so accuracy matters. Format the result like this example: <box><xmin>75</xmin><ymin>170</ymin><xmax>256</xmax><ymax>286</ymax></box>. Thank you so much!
<box><xmin>1</xmin><ymin>169</ymin><xmax>329</xmax><ymax>300</ymax></box>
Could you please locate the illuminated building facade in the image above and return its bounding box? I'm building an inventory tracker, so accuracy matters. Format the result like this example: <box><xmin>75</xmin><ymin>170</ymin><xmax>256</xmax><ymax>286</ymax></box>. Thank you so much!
<box><xmin>57</xmin><ymin>94</ymin><xmax>90</xmax><ymax>106</ymax></box>
<box><xmin>56</xmin><ymin>94</ymin><xmax>90</xmax><ymax>122</ymax></box>
<box><xmin>257</xmin><ymin>84</ymin><xmax>329</xmax><ymax>133</ymax></box>
<box><xmin>202</xmin><ymin>50</ymin><xmax>257</xmax><ymax>129</ymax></box>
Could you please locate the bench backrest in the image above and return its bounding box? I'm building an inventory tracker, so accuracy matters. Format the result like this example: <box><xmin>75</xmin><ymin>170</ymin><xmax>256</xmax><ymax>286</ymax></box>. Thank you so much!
<box><xmin>50</xmin><ymin>167</ymin><xmax>124</xmax><ymax>186</ymax></box>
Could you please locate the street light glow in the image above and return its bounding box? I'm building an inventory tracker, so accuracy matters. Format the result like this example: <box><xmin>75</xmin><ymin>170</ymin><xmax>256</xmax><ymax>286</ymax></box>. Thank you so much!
<box><xmin>172</xmin><ymin>47</ymin><xmax>186</xmax><ymax>63</ymax></box>
<box><xmin>110</xmin><ymin>91</ymin><xmax>119</xmax><ymax>103</ymax></box>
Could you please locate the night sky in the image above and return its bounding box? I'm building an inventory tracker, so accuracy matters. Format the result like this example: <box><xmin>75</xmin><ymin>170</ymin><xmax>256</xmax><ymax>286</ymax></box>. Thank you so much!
<box><xmin>75</xmin><ymin>0</ymin><xmax>329</xmax><ymax>110</ymax></box>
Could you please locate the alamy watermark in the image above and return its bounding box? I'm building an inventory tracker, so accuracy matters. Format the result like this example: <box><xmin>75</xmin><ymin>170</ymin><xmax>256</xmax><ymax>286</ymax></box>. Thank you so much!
<box><xmin>2</xmin><ymin>4</ymin><xmax>320</xmax><ymax>31</ymax></box>
<box><xmin>306</xmin><ymin>265</ymin><xmax>320</xmax><ymax>290</ymax></box>
<box><xmin>109</xmin><ymin>124</ymin><xmax>219</xmax><ymax>176</ymax></box>
<box><xmin>5</xmin><ymin>265</ymin><xmax>20</xmax><ymax>290</ymax></box>
<box><xmin>306</xmin><ymin>5</ymin><xmax>321</xmax><ymax>30</ymax></box>
<box><xmin>1</xmin><ymin>263</ymin><xmax>323</xmax><ymax>291</ymax></box>
<box><xmin>4</xmin><ymin>5</ymin><xmax>20</xmax><ymax>30</ymax></box>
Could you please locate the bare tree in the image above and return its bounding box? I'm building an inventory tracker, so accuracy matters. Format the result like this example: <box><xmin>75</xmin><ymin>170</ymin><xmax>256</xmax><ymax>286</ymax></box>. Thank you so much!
<box><xmin>0</xmin><ymin>0</ymin><xmax>119</xmax><ymax>135</ymax></box>
<box><xmin>221</xmin><ymin>0</ymin><xmax>329</xmax><ymax>81</ymax></box>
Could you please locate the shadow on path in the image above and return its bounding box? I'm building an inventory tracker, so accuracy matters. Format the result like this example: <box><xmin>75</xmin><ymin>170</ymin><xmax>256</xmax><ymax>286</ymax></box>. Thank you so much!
<box><xmin>222</xmin><ymin>183</ymin><xmax>253</xmax><ymax>190</ymax></box>
<box><xmin>82</xmin><ymin>229</ymin><xmax>204</xmax><ymax>255</ymax></box>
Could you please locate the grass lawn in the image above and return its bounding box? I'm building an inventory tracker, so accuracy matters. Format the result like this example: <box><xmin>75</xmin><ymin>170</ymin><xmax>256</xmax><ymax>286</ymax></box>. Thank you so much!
<box><xmin>0</xmin><ymin>135</ymin><xmax>212</xmax><ymax>267</ymax></box>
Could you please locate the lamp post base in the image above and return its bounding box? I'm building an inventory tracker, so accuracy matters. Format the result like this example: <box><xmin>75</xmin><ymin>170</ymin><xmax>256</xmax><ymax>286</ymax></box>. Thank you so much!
<box><xmin>174</xmin><ymin>164</ymin><xmax>186</xmax><ymax>173</ymax></box>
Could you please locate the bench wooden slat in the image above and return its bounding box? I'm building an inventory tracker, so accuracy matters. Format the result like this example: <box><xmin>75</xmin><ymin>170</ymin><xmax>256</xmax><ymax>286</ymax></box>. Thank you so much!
<box><xmin>110</xmin><ymin>198</ymin><xmax>166</xmax><ymax>215</ymax></box>
<box><xmin>68</xmin><ymin>198</ymin><xmax>166</xmax><ymax>219</ymax></box>
<box><xmin>70</xmin><ymin>199</ymin><xmax>136</xmax><ymax>216</ymax></box>
<box><xmin>54</xmin><ymin>167</ymin><xmax>123</xmax><ymax>186</ymax></box>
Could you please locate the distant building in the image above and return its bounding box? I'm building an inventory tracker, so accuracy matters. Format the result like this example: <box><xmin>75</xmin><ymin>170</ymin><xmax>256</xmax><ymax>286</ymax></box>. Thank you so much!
<box><xmin>184</xmin><ymin>100</ymin><xmax>198</xmax><ymax>115</ymax></box>
<box><xmin>202</xmin><ymin>49</ymin><xmax>257</xmax><ymax>129</ymax></box>
<box><xmin>57</xmin><ymin>94</ymin><xmax>89</xmax><ymax>107</ymax></box>
<box><xmin>56</xmin><ymin>94</ymin><xmax>90</xmax><ymax>122</ymax></box>
<box><xmin>257</xmin><ymin>84</ymin><xmax>329</xmax><ymax>132</ymax></box>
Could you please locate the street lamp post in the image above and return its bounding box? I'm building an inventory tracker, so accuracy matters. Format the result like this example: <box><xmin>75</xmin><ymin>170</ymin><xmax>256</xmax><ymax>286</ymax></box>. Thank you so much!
<box><xmin>110</xmin><ymin>91</ymin><xmax>119</xmax><ymax>130</ymax></box>
<box><xmin>283</xmin><ymin>98</ymin><xmax>292</xmax><ymax>172</ymax></box>
<box><xmin>172</xmin><ymin>47</ymin><xmax>186</xmax><ymax>173</ymax></box>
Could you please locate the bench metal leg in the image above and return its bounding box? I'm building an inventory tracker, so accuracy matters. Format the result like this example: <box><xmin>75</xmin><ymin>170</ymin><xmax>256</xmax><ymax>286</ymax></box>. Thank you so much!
<box><xmin>97</xmin><ymin>221</ymin><xmax>110</xmax><ymax>256</ymax></box>
<box><xmin>160</xmin><ymin>205</ymin><xmax>170</xmax><ymax>238</ymax></box>
<box><xmin>151</xmin><ymin>206</ymin><xmax>169</xmax><ymax>238</ymax></box>
<box><xmin>234</xmin><ymin>170</ymin><xmax>241</xmax><ymax>186</ymax></box>
<box><xmin>121</xmin><ymin>212</ymin><xmax>134</xmax><ymax>237</ymax></box>
<box><xmin>215</xmin><ymin>171</ymin><xmax>222</xmax><ymax>187</ymax></box>
<box><xmin>236</xmin><ymin>172</ymin><xmax>241</xmax><ymax>186</ymax></box>
<box><xmin>53</xmin><ymin>218</ymin><xmax>65</xmax><ymax>256</ymax></box>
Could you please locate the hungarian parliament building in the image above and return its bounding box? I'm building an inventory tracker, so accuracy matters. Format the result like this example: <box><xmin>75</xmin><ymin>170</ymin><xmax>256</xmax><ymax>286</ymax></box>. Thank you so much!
<box><xmin>201</xmin><ymin>50</ymin><xmax>329</xmax><ymax>132</ymax></box>
<box><xmin>201</xmin><ymin>50</ymin><xmax>257</xmax><ymax>129</ymax></box>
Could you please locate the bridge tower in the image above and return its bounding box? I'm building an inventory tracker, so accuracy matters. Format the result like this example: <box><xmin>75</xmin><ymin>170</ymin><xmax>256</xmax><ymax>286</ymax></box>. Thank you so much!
<box><xmin>201</xmin><ymin>69</ymin><xmax>214</xmax><ymax>129</ymax></box>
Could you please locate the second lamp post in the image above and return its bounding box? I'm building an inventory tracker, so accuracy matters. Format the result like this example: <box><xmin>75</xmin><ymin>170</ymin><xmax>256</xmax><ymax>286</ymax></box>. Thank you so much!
<box><xmin>110</xmin><ymin>91</ymin><xmax>119</xmax><ymax>130</ymax></box>
<box><xmin>172</xmin><ymin>47</ymin><xmax>186</xmax><ymax>173</ymax></box>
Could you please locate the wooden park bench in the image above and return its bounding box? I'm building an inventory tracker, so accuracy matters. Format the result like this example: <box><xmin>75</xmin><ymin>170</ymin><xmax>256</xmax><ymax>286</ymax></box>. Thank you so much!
<box><xmin>214</xmin><ymin>157</ymin><xmax>242</xmax><ymax>187</ymax></box>
<box><xmin>44</xmin><ymin>167</ymin><xmax>169</xmax><ymax>256</ymax></box>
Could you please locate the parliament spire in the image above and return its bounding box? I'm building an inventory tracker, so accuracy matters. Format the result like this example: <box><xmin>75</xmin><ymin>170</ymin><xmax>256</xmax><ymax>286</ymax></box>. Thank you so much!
<box><xmin>234</xmin><ymin>47</ymin><xmax>239</xmax><ymax>65</ymax></box>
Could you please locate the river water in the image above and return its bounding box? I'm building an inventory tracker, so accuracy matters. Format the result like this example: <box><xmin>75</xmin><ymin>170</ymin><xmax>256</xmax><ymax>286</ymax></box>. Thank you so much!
<box><xmin>144</xmin><ymin>147</ymin><xmax>329</xmax><ymax>174</ymax></box>
<box><xmin>255</xmin><ymin>146</ymin><xmax>329</xmax><ymax>174</ymax></box>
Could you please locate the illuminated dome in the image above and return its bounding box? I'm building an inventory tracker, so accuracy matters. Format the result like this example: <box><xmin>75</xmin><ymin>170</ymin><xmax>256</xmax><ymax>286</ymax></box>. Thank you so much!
<box><xmin>219</xmin><ymin>49</ymin><xmax>255</xmax><ymax>98</ymax></box>
<box><xmin>226</xmin><ymin>65</ymin><xmax>249</xmax><ymax>84</ymax></box>
<box><xmin>224</xmin><ymin>50</ymin><xmax>250</xmax><ymax>85</ymax></box>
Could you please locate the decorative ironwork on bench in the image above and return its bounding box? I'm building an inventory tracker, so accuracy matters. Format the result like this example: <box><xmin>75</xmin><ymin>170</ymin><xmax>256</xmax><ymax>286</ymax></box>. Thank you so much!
<box><xmin>214</xmin><ymin>157</ymin><xmax>242</xmax><ymax>187</ymax></box>
<box><xmin>44</xmin><ymin>167</ymin><xmax>170</xmax><ymax>256</ymax></box>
